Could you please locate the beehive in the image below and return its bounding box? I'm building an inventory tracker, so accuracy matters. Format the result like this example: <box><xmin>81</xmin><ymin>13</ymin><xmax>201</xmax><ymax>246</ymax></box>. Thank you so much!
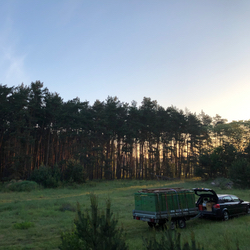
<box><xmin>134</xmin><ymin>188</ymin><xmax>196</xmax><ymax>212</ymax></box>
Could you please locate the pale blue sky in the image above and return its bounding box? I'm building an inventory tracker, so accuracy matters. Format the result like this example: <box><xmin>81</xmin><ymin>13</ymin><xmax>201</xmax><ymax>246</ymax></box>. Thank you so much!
<box><xmin>1</xmin><ymin>0</ymin><xmax>250</xmax><ymax>122</ymax></box>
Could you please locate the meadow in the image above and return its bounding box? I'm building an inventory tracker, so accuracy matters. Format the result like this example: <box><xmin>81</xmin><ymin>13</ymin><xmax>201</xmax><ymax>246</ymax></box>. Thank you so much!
<box><xmin>0</xmin><ymin>179</ymin><xmax>250</xmax><ymax>250</ymax></box>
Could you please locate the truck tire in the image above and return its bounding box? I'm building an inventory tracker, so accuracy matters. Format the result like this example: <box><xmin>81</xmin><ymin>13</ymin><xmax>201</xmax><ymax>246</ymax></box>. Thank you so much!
<box><xmin>178</xmin><ymin>218</ymin><xmax>186</xmax><ymax>229</ymax></box>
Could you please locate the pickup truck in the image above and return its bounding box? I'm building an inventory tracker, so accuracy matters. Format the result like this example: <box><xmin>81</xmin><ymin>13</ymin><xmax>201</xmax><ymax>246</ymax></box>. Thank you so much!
<box><xmin>132</xmin><ymin>187</ymin><xmax>199</xmax><ymax>229</ymax></box>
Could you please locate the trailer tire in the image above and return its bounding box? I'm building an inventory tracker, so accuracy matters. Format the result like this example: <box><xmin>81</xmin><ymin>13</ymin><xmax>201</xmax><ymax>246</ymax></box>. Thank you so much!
<box><xmin>178</xmin><ymin>218</ymin><xmax>186</xmax><ymax>229</ymax></box>
<box><xmin>148</xmin><ymin>222</ymin><xmax>156</xmax><ymax>228</ymax></box>
<box><xmin>158</xmin><ymin>220</ymin><xmax>166</xmax><ymax>227</ymax></box>
<box><xmin>170</xmin><ymin>221</ymin><xmax>176</xmax><ymax>230</ymax></box>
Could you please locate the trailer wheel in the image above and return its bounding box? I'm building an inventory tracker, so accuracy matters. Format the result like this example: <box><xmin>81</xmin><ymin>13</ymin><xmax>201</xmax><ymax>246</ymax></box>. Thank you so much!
<box><xmin>170</xmin><ymin>221</ymin><xmax>176</xmax><ymax>230</ymax></box>
<box><xmin>158</xmin><ymin>220</ymin><xmax>166</xmax><ymax>227</ymax></box>
<box><xmin>178</xmin><ymin>218</ymin><xmax>186</xmax><ymax>229</ymax></box>
<box><xmin>148</xmin><ymin>222</ymin><xmax>156</xmax><ymax>228</ymax></box>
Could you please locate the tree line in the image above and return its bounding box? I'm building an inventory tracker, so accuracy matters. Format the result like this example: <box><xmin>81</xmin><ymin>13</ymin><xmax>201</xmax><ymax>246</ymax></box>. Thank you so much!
<box><xmin>1</xmin><ymin>81</ymin><xmax>250</xmax><ymax>182</ymax></box>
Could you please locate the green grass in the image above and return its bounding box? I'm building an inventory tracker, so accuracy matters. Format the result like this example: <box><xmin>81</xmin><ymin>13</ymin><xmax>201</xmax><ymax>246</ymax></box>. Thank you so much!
<box><xmin>13</xmin><ymin>221</ymin><xmax>34</xmax><ymax>230</ymax></box>
<box><xmin>0</xmin><ymin>179</ymin><xmax>250</xmax><ymax>249</ymax></box>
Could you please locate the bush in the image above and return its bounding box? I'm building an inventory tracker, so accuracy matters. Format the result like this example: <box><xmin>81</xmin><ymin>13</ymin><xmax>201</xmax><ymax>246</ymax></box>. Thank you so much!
<box><xmin>211</xmin><ymin>177</ymin><xmax>233</xmax><ymax>189</ymax></box>
<box><xmin>5</xmin><ymin>180</ymin><xmax>39</xmax><ymax>192</ymax></box>
<box><xmin>30</xmin><ymin>165</ymin><xmax>61</xmax><ymax>188</ymax></box>
<box><xmin>59</xmin><ymin>194</ymin><xmax>128</xmax><ymax>250</ymax></box>
<box><xmin>60</xmin><ymin>229</ymin><xmax>85</xmax><ymax>250</ymax></box>
<box><xmin>63</xmin><ymin>159</ymin><xmax>86</xmax><ymax>184</ymax></box>
<box><xmin>58</xmin><ymin>203</ymin><xmax>76</xmax><ymax>212</ymax></box>
<box><xmin>13</xmin><ymin>221</ymin><xmax>34</xmax><ymax>229</ymax></box>
<box><xmin>229</xmin><ymin>158</ymin><xmax>250</xmax><ymax>188</ymax></box>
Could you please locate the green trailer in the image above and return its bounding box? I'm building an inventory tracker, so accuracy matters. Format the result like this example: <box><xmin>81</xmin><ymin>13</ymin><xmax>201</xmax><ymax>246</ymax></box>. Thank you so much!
<box><xmin>133</xmin><ymin>187</ymin><xmax>199</xmax><ymax>229</ymax></box>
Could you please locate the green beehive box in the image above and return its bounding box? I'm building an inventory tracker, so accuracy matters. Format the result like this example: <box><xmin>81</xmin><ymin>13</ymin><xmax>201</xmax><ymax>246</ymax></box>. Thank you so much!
<box><xmin>134</xmin><ymin>188</ymin><xmax>196</xmax><ymax>212</ymax></box>
<box><xmin>161</xmin><ymin>190</ymin><xmax>196</xmax><ymax>211</ymax></box>
<box><xmin>160</xmin><ymin>191</ymin><xmax>178</xmax><ymax>211</ymax></box>
<box><xmin>134</xmin><ymin>193</ymin><xmax>142</xmax><ymax>210</ymax></box>
<box><xmin>135</xmin><ymin>193</ymin><xmax>163</xmax><ymax>212</ymax></box>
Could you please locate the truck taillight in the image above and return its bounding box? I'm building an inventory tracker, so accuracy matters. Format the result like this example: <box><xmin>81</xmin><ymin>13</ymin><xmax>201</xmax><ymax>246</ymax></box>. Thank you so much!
<box><xmin>213</xmin><ymin>204</ymin><xmax>220</xmax><ymax>209</ymax></box>
<box><xmin>136</xmin><ymin>216</ymin><xmax>140</xmax><ymax>220</ymax></box>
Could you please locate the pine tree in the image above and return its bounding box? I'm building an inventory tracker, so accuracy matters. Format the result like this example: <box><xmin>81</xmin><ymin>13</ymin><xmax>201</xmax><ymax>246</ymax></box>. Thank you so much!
<box><xmin>144</xmin><ymin>229</ymin><xmax>204</xmax><ymax>250</ymax></box>
<box><xmin>59</xmin><ymin>194</ymin><xmax>128</xmax><ymax>250</ymax></box>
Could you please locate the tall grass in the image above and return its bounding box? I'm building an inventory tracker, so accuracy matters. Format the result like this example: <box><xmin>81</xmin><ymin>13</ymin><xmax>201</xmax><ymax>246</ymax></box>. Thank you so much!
<box><xmin>0</xmin><ymin>179</ymin><xmax>249</xmax><ymax>249</ymax></box>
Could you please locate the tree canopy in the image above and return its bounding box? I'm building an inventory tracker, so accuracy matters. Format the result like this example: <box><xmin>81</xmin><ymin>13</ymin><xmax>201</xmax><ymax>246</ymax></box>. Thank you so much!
<box><xmin>1</xmin><ymin>82</ymin><xmax>250</xmax><ymax>181</ymax></box>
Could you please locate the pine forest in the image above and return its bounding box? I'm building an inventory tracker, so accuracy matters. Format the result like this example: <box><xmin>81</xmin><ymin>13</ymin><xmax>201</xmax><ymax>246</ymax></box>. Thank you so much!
<box><xmin>1</xmin><ymin>81</ymin><xmax>250</xmax><ymax>182</ymax></box>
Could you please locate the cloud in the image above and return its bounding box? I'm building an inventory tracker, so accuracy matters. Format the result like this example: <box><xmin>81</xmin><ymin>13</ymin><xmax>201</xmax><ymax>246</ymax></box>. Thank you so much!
<box><xmin>57</xmin><ymin>0</ymin><xmax>83</xmax><ymax>26</ymax></box>
<box><xmin>0</xmin><ymin>14</ymin><xmax>30</xmax><ymax>85</ymax></box>
<box><xmin>3</xmin><ymin>49</ymin><xmax>28</xmax><ymax>84</ymax></box>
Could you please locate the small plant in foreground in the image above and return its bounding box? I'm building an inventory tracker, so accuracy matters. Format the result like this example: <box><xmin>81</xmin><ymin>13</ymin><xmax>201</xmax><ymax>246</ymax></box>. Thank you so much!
<box><xmin>144</xmin><ymin>228</ymin><xmax>204</xmax><ymax>250</ymax></box>
<box><xmin>60</xmin><ymin>229</ymin><xmax>85</xmax><ymax>250</ymax></box>
<box><xmin>13</xmin><ymin>221</ymin><xmax>34</xmax><ymax>230</ymax></box>
<box><xmin>59</xmin><ymin>194</ymin><xmax>128</xmax><ymax>250</ymax></box>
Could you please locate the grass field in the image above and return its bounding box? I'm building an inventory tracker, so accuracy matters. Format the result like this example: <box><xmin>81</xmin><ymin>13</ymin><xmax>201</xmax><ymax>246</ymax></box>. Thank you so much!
<box><xmin>0</xmin><ymin>179</ymin><xmax>250</xmax><ymax>250</ymax></box>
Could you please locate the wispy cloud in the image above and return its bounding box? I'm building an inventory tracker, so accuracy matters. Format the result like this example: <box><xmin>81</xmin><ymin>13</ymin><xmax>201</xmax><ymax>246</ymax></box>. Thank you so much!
<box><xmin>57</xmin><ymin>0</ymin><xmax>83</xmax><ymax>26</ymax></box>
<box><xmin>0</xmin><ymin>11</ymin><xmax>30</xmax><ymax>85</ymax></box>
<box><xmin>3</xmin><ymin>49</ymin><xmax>28</xmax><ymax>85</ymax></box>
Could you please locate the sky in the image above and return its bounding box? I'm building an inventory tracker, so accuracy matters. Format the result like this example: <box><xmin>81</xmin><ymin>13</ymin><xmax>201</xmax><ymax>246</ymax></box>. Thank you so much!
<box><xmin>1</xmin><ymin>0</ymin><xmax>250</xmax><ymax>122</ymax></box>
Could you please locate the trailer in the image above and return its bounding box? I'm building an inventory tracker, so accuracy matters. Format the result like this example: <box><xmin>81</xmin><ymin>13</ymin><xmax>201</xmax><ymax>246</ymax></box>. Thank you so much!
<box><xmin>132</xmin><ymin>187</ymin><xmax>199</xmax><ymax>229</ymax></box>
